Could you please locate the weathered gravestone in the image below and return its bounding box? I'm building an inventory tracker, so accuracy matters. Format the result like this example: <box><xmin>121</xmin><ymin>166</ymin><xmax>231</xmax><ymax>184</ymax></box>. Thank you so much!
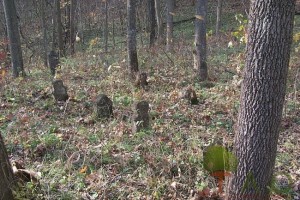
<box><xmin>134</xmin><ymin>72</ymin><xmax>149</xmax><ymax>90</ymax></box>
<box><xmin>132</xmin><ymin>101</ymin><xmax>150</xmax><ymax>133</ymax></box>
<box><xmin>95</xmin><ymin>94</ymin><xmax>113</xmax><ymax>119</ymax></box>
<box><xmin>52</xmin><ymin>80</ymin><xmax>69</xmax><ymax>101</ymax></box>
<box><xmin>48</xmin><ymin>51</ymin><xmax>59</xmax><ymax>75</ymax></box>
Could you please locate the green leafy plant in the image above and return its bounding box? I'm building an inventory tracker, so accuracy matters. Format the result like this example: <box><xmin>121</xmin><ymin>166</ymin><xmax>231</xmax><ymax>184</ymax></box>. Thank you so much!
<box><xmin>232</xmin><ymin>14</ymin><xmax>248</xmax><ymax>44</ymax></box>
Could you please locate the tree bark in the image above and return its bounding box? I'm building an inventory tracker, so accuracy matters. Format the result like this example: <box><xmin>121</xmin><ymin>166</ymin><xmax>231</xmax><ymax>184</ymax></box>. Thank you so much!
<box><xmin>226</xmin><ymin>1</ymin><xmax>295</xmax><ymax>199</ymax></box>
<box><xmin>56</xmin><ymin>0</ymin><xmax>64</xmax><ymax>56</ymax></box>
<box><xmin>194</xmin><ymin>0</ymin><xmax>207</xmax><ymax>81</ymax></box>
<box><xmin>127</xmin><ymin>0</ymin><xmax>139</xmax><ymax>74</ymax></box>
<box><xmin>0</xmin><ymin>134</ymin><xmax>14</xmax><ymax>200</ymax></box>
<box><xmin>2</xmin><ymin>0</ymin><xmax>25</xmax><ymax>77</ymax></box>
<box><xmin>166</xmin><ymin>0</ymin><xmax>174</xmax><ymax>51</ymax></box>
<box><xmin>215</xmin><ymin>0</ymin><xmax>222</xmax><ymax>37</ymax></box>
<box><xmin>147</xmin><ymin>0</ymin><xmax>156</xmax><ymax>47</ymax></box>
<box><xmin>40</xmin><ymin>0</ymin><xmax>48</xmax><ymax>67</ymax></box>
<box><xmin>104</xmin><ymin>0</ymin><xmax>108</xmax><ymax>52</ymax></box>
<box><xmin>154</xmin><ymin>0</ymin><xmax>163</xmax><ymax>44</ymax></box>
<box><xmin>70</xmin><ymin>0</ymin><xmax>77</xmax><ymax>55</ymax></box>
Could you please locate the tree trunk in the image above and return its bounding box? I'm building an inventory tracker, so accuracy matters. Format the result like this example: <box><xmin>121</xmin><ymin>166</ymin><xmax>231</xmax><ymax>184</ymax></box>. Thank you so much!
<box><xmin>56</xmin><ymin>0</ymin><xmax>64</xmax><ymax>56</ymax></box>
<box><xmin>166</xmin><ymin>0</ymin><xmax>174</xmax><ymax>51</ymax></box>
<box><xmin>104</xmin><ymin>0</ymin><xmax>108</xmax><ymax>52</ymax></box>
<box><xmin>127</xmin><ymin>0</ymin><xmax>139</xmax><ymax>74</ymax></box>
<box><xmin>154</xmin><ymin>0</ymin><xmax>163</xmax><ymax>44</ymax></box>
<box><xmin>215</xmin><ymin>0</ymin><xmax>222</xmax><ymax>37</ymax></box>
<box><xmin>70</xmin><ymin>0</ymin><xmax>77</xmax><ymax>55</ymax></box>
<box><xmin>147</xmin><ymin>0</ymin><xmax>156</xmax><ymax>47</ymax></box>
<box><xmin>0</xmin><ymin>134</ymin><xmax>14</xmax><ymax>200</ymax></box>
<box><xmin>226</xmin><ymin>1</ymin><xmax>295</xmax><ymax>199</ymax></box>
<box><xmin>112</xmin><ymin>16</ymin><xmax>116</xmax><ymax>49</ymax></box>
<box><xmin>40</xmin><ymin>0</ymin><xmax>48</xmax><ymax>67</ymax></box>
<box><xmin>2</xmin><ymin>0</ymin><xmax>25</xmax><ymax>77</ymax></box>
<box><xmin>194</xmin><ymin>0</ymin><xmax>207</xmax><ymax>81</ymax></box>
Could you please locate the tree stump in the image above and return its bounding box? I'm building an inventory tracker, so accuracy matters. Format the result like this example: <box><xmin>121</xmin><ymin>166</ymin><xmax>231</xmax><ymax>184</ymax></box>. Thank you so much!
<box><xmin>52</xmin><ymin>80</ymin><xmax>69</xmax><ymax>101</ymax></box>
<box><xmin>48</xmin><ymin>51</ymin><xmax>59</xmax><ymax>75</ymax></box>
<box><xmin>95</xmin><ymin>94</ymin><xmax>113</xmax><ymax>119</ymax></box>
<box><xmin>132</xmin><ymin>101</ymin><xmax>150</xmax><ymax>133</ymax></box>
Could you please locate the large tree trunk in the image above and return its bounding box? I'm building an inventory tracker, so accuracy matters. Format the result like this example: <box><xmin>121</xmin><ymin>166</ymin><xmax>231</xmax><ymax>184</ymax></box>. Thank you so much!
<box><xmin>0</xmin><ymin>134</ymin><xmax>14</xmax><ymax>200</ymax></box>
<box><xmin>226</xmin><ymin>1</ymin><xmax>295</xmax><ymax>199</ymax></box>
<box><xmin>2</xmin><ymin>0</ymin><xmax>25</xmax><ymax>77</ymax></box>
<box><xmin>194</xmin><ymin>0</ymin><xmax>207</xmax><ymax>81</ymax></box>
<box><xmin>166</xmin><ymin>0</ymin><xmax>174</xmax><ymax>51</ymax></box>
<box><xmin>70</xmin><ymin>0</ymin><xmax>77</xmax><ymax>55</ymax></box>
<box><xmin>147</xmin><ymin>0</ymin><xmax>156</xmax><ymax>47</ymax></box>
<box><xmin>154</xmin><ymin>0</ymin><xmax>163</xmax><ymax>44</ymax></box>
<box><xmin>127</xmin><ymin>0</ymin><xmax>139</xmax><ymax>74</ymax></box>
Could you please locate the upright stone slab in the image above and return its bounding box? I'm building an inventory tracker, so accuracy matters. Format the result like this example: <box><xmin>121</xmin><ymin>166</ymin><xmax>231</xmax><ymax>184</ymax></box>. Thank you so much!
<box><xmin>95</xmin><ymin>94</ymin><xmax>113</xmax><ymax>119</ymax></box>
<box><xmin>53</xmin><ymin>80</ymin><xmax>69</xmax><ymax>101</ymax></box>
<box><xmin>132</xmin><ymin>101</ymin><xmax>150</xmax><ymax>133</ymax></box>
<box><xmin>48</xmin><ymin>51</ymin><xmax>59</xmax><ymax>75</ymax></box>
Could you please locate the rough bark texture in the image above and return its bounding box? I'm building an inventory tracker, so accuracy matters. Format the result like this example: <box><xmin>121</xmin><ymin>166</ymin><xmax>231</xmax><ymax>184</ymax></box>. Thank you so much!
<box><xmin>166</xmin><ymin>0</ymin><xmax>174</xmax><ymax>51</ymax></box>
<box><xmin>127</xmin><ymin>0</ymin><xmax>139</xmax><ymax>74</ymax></box>
<box><xmin>194</xmin><ymin>0</ymin><xmax>207</xmax><ymax>81</ymax></box>
<box><xmin>226</xmin><ymin>1</ymin><xmax>295</xmax><ymax>199</ymax></box>
<box><xmin>0</xmin><ymin>134</ymin><xmax>14</xmax><ymax>200</ymax></box>
<box><xmin>2</xmin><ymin>0</ymin><xmax>25</xmax><ymax>77</ymax></box>
<box><xmin>154</xmin><ymin>0</ymin><xmax>163</xmax><ymax>44</ymax></box>
<box><xmin>147</xmin><ymin>0</ymin><xmax>156</xmax><ymax>47</ymax></box>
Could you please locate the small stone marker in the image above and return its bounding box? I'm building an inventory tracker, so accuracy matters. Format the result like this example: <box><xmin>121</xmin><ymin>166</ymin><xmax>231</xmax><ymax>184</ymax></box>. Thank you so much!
<box><xmin>48</xmin><ymin>51</ymin><xmax>59</xmax><ymax>75</ymax></box>
<box><xmin>52</xmin><ymin>80</ymin><xmax>69</xmax><ymax>101</ymax></box>
<box><xmin>133</xmin><ymin>101</ymin><xmax>150</xmax><ymax>133</ymax></box>
<box><xmin>135</xmin><ymin>72</ymin><xmax>149</xmax><ymax>90</ymax></box>
<box><xmin>95</xmin><ymin>94</ymin><xmax>113</xmax><ymax>119</ymax></box>
<box><xmin>181</xmin><ymin>86</ymin><xmax>199</xmax><ymax>105</ymax></box>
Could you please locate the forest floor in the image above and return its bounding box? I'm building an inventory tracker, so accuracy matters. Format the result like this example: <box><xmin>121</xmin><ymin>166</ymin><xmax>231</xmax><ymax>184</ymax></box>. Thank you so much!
<box><xmin>1</xmin><ymin>1</ymin><xmax>300</xmax><ymax>200</ymax></box>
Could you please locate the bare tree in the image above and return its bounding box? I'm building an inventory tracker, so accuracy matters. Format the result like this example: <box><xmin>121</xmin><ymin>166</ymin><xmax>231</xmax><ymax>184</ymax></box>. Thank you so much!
<box><xmin>226</xmin><ymin>1</ymin><xmax>295</xmax><ymax>199</ymax></box>
<box><xmin>127</xmin><ymin>0</ymin><xmax>139</xmax><ymax>74</ymax></box>
<box><xmin>104</xmin><ymin>0</ymin><xmax>109</xmax><ymax>52</ymax></box>
<box><xmin>56</xmin><ymin>0</ymin><xmax>64</xmax><ymax>56</ymax></box>
<box><xmin>194</xmin><ymin>0</ymin><xmax>207</xmax><ymax>81</ymax></box>
<box><xmin>215</xmin><ymin>0</ymin><xmax>222</xmax><ymax>37</ymax></box>
<box><xmin>70</xmin><ymin>0</ymin><xmax>77</xmax><ymax>55</ymax></box>
<box><xmin>39</xmin><ymin>0</ymin><xmax>48</xmax><ymax>67</ymax></box>
<box><xmin>147</xmin><ymin>0</ymin><xmax>156</xmax><ymax>47</ymax></box>
<box><xmin>154</xmin><ymin>0</ymin><xmax>163</xmax><ymax>44</ymax></box>
<box><xmin>166</xmin><ymin>0</ymin><xmax>174</xmax><ymax>51</ymax></box>
<box><xmin>2</xmin><ymin>0</ymin><xmax>25</xmax><ymax>77</ymax></box>
<box><xmin>0</xmin><ymin>134</ymin><xmax>14</xmax><ymax>200</ymax></box>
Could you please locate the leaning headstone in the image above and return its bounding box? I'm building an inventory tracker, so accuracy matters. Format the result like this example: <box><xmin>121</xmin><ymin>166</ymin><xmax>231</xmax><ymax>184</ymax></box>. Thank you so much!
<box><xmin>95</xmin><ymin>94</ymin><xmax>113</xmax><ymax>119</ymax></box>
<box><xmin>52</xmin><ymin>80</ymin><xmax>69</xmax><ymax>101</ymax></box>
<box><xmin>48</xmin><ymin>51</ymin><xmax>59</xmax><ymax>75</ymax></box>
<box><xmin>132</xmin><ymin>101</ymin><xmax>150</xmax><ymax>133</ymax></box>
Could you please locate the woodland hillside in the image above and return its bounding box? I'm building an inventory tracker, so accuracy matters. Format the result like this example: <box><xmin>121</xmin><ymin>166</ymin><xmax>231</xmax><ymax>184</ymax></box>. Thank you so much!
<box><xmin>0</xmin><ymin>0</ymin><xmax>300</xmax><ymax>199</ymax></box>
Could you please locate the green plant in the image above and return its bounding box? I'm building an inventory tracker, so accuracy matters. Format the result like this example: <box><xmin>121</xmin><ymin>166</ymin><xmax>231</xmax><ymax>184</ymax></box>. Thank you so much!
<box><xmin>232</xmin><ymin>14</ymin><xmax>248</xmax><ymax>44</ymax></box>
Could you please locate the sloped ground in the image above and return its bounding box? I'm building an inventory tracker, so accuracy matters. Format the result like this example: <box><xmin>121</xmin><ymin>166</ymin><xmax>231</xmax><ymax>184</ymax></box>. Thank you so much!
<box><xmin>0</xmin><ymin>2</ymin><xmax>300</xmax><ymax>200</ymax></box>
